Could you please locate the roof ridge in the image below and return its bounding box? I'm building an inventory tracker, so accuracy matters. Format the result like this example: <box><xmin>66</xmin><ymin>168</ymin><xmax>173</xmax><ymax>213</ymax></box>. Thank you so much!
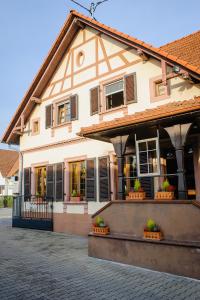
<box><xmin>160</xmin><ymin>29</ymin><xmax>200</xmax><ymax>49</ymax></box>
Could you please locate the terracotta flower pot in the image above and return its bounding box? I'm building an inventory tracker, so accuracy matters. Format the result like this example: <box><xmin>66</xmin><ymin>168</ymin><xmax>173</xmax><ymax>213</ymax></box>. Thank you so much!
<box><xmin>155</xmin><ymin>191</ymin><xmax>174</xmax><ymax>200</ymax></box>
<box><xmin>143</xmin><ymin>230</ymin><xmax>163</xmax><ymax>240</ymax></box>
<box><xmin>127</xmin><ymin>191</ymin><xmax>146</xmax><ymax>200</ymax></box>
<box><xmin>70</xmin><ymin>196</ymin><xmax>81</xmax><ymax>202</ymax></box>
<box><xmin>92</xmin><ymin>225</ymin><xmax>110</xmax><ymax>235</ymax></box>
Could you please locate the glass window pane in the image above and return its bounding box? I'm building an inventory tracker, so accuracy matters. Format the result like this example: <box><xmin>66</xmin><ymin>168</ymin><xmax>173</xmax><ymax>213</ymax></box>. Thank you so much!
<box><xmin>139</xmin><ymin>152</ymin><xmax>148</xmax><ymax>164</ymax></box>
<box><xmin>139</xmin><ymin>142</ymin><xmax>147</xmax><ymax>152</ymax></box>
<box><xmin>148</xmin><ymin>150</ymin><xmax>157</xmax><ymax>163</ymax></box>
<box><xmin>140</xmin><ymin>164</ymin><xmax>148</xmax><ymax>174</ymax></box>
<box><xmin>148</xmin><ymin>140</ymin><xmax>156</xmax><ymax>150</ymax></box>
<box><xmin>106</xmin><ymin>91</ymin><xmax>124</xmax><ymax>110</ymax></box>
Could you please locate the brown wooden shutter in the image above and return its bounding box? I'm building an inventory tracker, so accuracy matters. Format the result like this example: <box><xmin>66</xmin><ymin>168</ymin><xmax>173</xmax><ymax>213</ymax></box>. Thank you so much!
<box><xmin>45</xmin><ymin>105</ymin><xmax>53</xmax><ymax>129</ymax></box>
<box><xmin>70</xmin><ymin>94</ymin><xmax>78</xmax><ymax>121</ymax></box>
<box><xmin>90</xmin><ymin>86</ymin><xmax>100</xmax><ymax>115</ymax></box>
<box><xmin>99</xmin><ymin>156</ymin><xmax>110</xmax><ymax>202</ymax></box>
<box><xmin>24</xmin><ymin>168</ymin><xmax>31</xmax><ymax>200</ymax></box>
<box><xmin>125</xmin><ymin>73</ymin><xmax>137</xmax><ymax>104</ymax></box>
<box><xmin>86</xmin><ymin>158</ymin><xmax>96</xmax><ymax>201</ymax></box>
<box><xmin>46</xmin><ymin>165</ymin><xmax>54</xmax><ymax>201</ymax></box>
<box><xmin>55</xmin><ymin>163</ymin><xmax>64</xmax><ymax>201</ymax></box>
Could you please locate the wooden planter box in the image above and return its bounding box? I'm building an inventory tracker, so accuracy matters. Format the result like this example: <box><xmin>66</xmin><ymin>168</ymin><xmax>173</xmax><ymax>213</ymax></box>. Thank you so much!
<box><xmin>155</xmin><ymin>191</ymin><xmax>174</xmax><ymax>200</ymax></box>
<box><xmin>70</xmin><ymin>196</ymin><xmax>81</xmax><ymax>202</ymax></box>
<box><xmin>93</xmin><ymin>226</ymin><xmax>110</xmax><ymax>235</ymax></box>
<box><xmin>127</xmin><ymin>192</ymin><xmax>146</xmax><ymax>200</ymax></box>
<box><xmin>143</xmin><ymin>231</ymin><xmax>163</xmax><ymax>241</ymax></box>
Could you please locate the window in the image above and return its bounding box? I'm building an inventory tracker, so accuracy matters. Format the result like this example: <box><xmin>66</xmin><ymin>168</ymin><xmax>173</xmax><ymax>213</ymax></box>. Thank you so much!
<box><xmin>136</xmin><ymin>138</ymin><xmax>160</xmax><ymax>176</ymax></box>
<box><xmin>69</xmin><ymin>161</ymin><xmax>86</xmax><ymax>200</ymax></box>
<box><xmin>35</xmin><ymin>166</ymin><xmax>46</xmax><ymax>196</ymax></box>
<box><xmin>105</xmin><ymin>80</ymin><xmax>124</xmax><ymax>110</ymax></box>
<box><xmin>32</xmin><ymin>119</ymin><xmax>40</xmax><ymax>135</ymax></box>
<box><xmin>155</xmin><ymin>81</ymin><xmax>166</xmax><ymax>97</ymax></box>
<box><xmin>57</xmin><ymin>101</ymin><xmax>71</xmax><ymax>125</ymax></box>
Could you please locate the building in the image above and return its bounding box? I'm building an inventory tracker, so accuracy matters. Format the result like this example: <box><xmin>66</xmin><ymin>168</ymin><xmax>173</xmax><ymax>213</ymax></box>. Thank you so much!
<box><xmin>0</xmin><ymin>150</ymin><xmax>19</xmax><ymax>196</ymax></box>
<box><xmin>1</xmin><ymin>10</ymin><xmax>200</xmax><ymax>248</ymax></box>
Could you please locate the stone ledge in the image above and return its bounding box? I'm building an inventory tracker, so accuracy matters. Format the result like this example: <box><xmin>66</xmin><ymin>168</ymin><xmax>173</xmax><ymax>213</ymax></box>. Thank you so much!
<box><xmin>89</xmin><ymin>232</ymin><xmax>200</xmax><ymax>248</ymax></box>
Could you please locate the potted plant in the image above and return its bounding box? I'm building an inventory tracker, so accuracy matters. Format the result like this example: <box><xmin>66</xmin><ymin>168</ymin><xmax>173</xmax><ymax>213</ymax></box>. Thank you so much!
<box><xmin>92</xmin><ymin>216</ymin><xmax>110</xmax><ymax>235</ymax></box>
<box><xmin>70</xmin><ymin>190</ymin><xmax>81</xmax><ymax>202</ymax></box>
<box><xmin>155</xmin><ymin>179</ymin><xmax>175</xmax><ymax>200</ymax></box>
<box><xmin>143</xmin><ymin>218</ymin><xmax>163</xmax><ymax>240</ymax></box>
<box><xmin>126</xmin><ymin>179</ymin><xmax>146</xmax><ymax>200</ymax></box>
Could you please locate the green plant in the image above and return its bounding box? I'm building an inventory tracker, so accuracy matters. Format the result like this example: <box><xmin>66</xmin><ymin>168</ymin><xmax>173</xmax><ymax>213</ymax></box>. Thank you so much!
<box><xmin>134</xmin><ymin>179</ymin><xmax>141</xmax><ymax>192</ymax></box>
<box><xmin>147</xmin><ymin>219</ymin><xmax>156</xmax><ymax>231</ymax></box>
<box><xmin>162</xmin><ymin>179</ymin><xmax>170</xmax><ymax>191</ymax></box>
<box><xmin>95</xmin><ymin>216</ymin><xmax>105</xmax><ymax>227</ymax></box>
<box><xmin>0</xmin><ymin>196</ymin><xmax>13</xmax><ymax>208</ymax></box>
<box><xmin>71</xmin><ymin>190</ymin><xmax>78</xmax><ymax>197</ymax></box>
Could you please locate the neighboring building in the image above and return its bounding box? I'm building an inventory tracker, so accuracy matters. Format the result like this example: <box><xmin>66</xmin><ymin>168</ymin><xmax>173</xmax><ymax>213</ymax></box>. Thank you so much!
<box><xmin>1</xmin><ymin>11</ymin><xmax>200</xmax><ymax>238</ymax></box>
<box><xmin>0</xmin><ymin>150</ymin><xmax>19</xmax><ymax>196</ymax></box>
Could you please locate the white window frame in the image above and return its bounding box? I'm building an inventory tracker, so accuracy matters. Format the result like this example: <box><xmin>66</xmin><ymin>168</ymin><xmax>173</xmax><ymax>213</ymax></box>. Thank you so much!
<box><xmin>136</xmin><ymin>137</ymin><xmax>160</xmax><ymax>177</ymax></box>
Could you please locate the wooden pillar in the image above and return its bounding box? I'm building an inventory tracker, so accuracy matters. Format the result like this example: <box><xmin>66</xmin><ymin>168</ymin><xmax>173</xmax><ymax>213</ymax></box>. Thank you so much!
<box><xmin>165</xmin><ymin>123</ymin><xmax>192</xmax><ymax>200</ymax></box>
<box><xmin>110</xmin><ymin>135</ymin><xmax>129</xmax><ymax>200</ymax></box>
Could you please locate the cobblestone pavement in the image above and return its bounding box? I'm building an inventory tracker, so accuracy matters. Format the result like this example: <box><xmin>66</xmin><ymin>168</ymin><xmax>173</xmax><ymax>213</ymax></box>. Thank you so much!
<box><xmin>0</xmin><ymin>215</ymin><xmax>200</xmax><ymax>299</ymax></box>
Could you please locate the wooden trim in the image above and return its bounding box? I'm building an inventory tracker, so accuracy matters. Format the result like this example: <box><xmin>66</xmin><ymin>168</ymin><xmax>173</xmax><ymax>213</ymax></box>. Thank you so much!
<box><xmin>31</xmin><ymin>161</ymin><xmax>49</xmax><ymax>167</ymax></box>
<box><xmin>48</xmin><ymin>47</ymin><xmax>131</xmax><ymax>87</ymax></box>
<box><xmin>30</xmin><ymin>97</ymin><xmax>42</xmax><ymax>104</ymax></box>
<box><xmin>98</xmin><ymin>35</ymin><xmax>112</xmax><ymax>72</ymax></box>
<box><xmin>64</xmin><ymin>155</ymin><xmax>87</xmax><ymax>163</ymax></box>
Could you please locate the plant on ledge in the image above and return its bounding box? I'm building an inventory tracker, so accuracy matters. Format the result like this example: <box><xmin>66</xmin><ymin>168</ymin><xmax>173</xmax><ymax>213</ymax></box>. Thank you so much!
<box><xmin>143</xmin><ymin>218</ymin><xmax>163</xmax><ymax>240</ymax></box>
<box><xmin>126</xmin><ymin>178</ymin><xmax>146</xmax><ymax>200</ymax></box>
<box><xmin>155</xmin><ymin>178</ymin><xmax>175</xmax><ymax>200</ymax></box>
<box><xmin>70</xmin><ymin>190</ymin><xmax>81</xmax><ymax>202</ymax></box>
<box><xmin>92</xmin><ymin>216</ymin><xmax>110</xmax><ymax>235</ymax></box>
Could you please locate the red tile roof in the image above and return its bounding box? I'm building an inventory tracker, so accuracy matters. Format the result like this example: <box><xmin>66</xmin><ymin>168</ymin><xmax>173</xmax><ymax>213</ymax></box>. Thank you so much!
<box><xmin>79</xmin><ymin>97</ymin><xmax>200</xmax><ymax>136</ymax></box>
<box><xmin>0</xmin><ymin>150</ymin><xmax>19</xmax><ymax>178</ymax></box>
<box><xmin>160</xmin><ymin>30</ymin><xmax>200</xmax><ymax>70</ymax></box>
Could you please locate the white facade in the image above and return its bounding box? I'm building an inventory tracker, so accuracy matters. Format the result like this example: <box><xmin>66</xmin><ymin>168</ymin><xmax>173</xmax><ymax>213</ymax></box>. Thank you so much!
<box><xmin>13</xmin><ymin>23</ymin><xmax>200</xmax><ymax>234</ymax></box>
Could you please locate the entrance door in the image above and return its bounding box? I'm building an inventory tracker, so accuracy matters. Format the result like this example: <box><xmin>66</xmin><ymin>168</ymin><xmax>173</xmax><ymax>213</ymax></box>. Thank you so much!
<box><xmin>35</xmin><ymin>166</ymin><xmax>47</xmax><ymax>196</ymax></box>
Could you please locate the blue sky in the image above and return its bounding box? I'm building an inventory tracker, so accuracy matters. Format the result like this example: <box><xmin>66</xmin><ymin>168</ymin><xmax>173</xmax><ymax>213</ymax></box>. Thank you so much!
<box><xmin>0</xmin><ymin>0</ymin><xmax>200</xmax><ymax>149</ymax></box>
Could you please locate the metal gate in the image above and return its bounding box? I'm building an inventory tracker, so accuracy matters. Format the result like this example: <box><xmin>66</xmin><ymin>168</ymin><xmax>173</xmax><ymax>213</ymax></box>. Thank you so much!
<box><xmin>12</xmin><ymin>196</ymin><xmax>53</xmax><ymax>231</ymax></box>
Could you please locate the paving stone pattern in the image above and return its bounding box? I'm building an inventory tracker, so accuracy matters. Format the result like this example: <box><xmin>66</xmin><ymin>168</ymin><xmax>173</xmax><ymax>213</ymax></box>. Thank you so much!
<box><xmin>0</xmin><ymin>211</ymin><xmax>200</xmax><ymax>299</ymax></box>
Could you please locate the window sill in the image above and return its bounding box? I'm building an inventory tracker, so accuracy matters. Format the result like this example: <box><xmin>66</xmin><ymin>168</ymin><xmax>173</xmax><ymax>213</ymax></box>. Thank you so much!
<box><xmin>99</xmin><ymin>105</ymin><xmax>128</xmax><ymax>120</ymax></box>
<box><xmin>52</xmin><ymin>121</ymin><xmax>72</xmax><ymax>129</ymax></box>
<box><xmin>64</xmin><ymin>201</ymin><xmax>88</xmax><ymax>205</ymax></box>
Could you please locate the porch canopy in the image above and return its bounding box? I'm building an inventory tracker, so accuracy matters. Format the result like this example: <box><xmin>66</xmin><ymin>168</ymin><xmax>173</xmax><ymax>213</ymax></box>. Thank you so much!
<box><xmin>79</xmin><ymin>97</ymin><xmax>200</xmax><ymax>200</ymax></box>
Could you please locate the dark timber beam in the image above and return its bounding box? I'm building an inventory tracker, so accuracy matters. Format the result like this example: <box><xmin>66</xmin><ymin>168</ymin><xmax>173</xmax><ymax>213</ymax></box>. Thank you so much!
<box><xmin>30</xmin><ymin>97</ymin><xmax>42</xmax><ymax>104</ymax></box>
<box><xmin>111</xmin><ymin>135</ymin><xmax>129</xmax><ymax>200</ymax></box>
<box><xmin>165</xmin><ymin>123</ymin><xmax>192</xmax><ymax>200</ymax></box>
